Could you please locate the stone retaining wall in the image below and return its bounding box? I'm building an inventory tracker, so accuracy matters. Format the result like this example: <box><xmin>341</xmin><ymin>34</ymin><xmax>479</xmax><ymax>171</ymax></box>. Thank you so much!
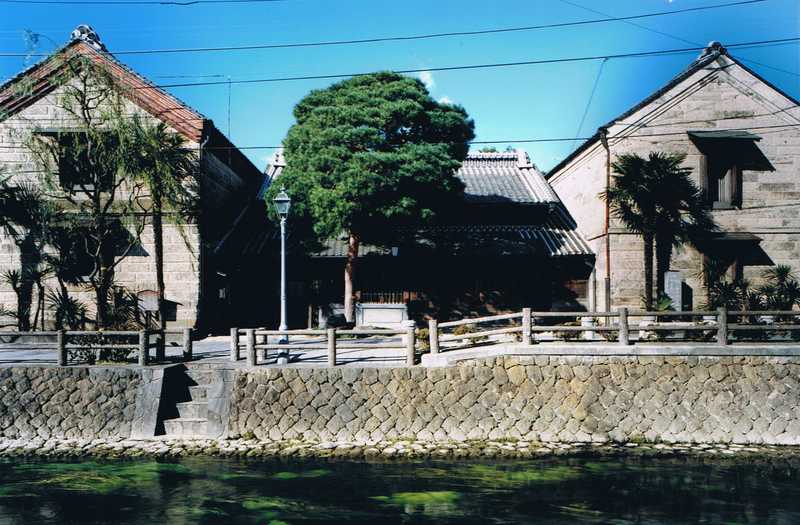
<box><xmin>229</xmin><ymin>356</ymin><xmax>800</xmax><ymax>445</ymax></box>
<box><xmin>0</xmin><ymin>367</ymin><xmax>162</xmax><ymax>440</ymax></box>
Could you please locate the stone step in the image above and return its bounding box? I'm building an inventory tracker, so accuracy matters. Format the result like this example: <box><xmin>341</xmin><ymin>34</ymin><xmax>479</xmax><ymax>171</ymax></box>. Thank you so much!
<box><xmin>188</xmin><ymin>385</ymin><xmax>208</xmax><ymax>401</ymax></box>
<box><xmin>185</xmin><ymin>369</ymin><xmax>215</xmax><ymax>385</ymax></box>
<box><xmin>176</xmin><ymin>401</ymin><xmax>208</xmax><ymax>419</ymax></box>
<box><xmin>163</xmin><ymin>418</ymin><xmax>208</xmax><ymax>437</ymax></box>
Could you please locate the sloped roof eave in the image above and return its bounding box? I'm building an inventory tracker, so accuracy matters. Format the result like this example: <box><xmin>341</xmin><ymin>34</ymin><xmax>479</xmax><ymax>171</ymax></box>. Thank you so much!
<box><xmin>0</xmin><ymin>39</ymin><xmax>206</xmax><ymax>142</ymax></box>
<box><xmin>546</xmin><ymin>51</ymin><xmax>726</xmax><ymax>179</ymax></box>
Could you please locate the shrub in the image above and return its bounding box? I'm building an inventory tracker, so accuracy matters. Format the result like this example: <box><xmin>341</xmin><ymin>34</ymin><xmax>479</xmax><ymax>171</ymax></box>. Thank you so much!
<box><xmin>452</xmin><ymin>324</ymin><xmax>488</xmax><ymax>342</ymax></box>
<box><xmin>555</xmin><ymin>321</ymin><xmax>582</xmax><ymax>341</ymax></box>
<box><xmin>416</xmin><ymin>327</ymin><xmax>430</xmax><ymax>352</ymax></box>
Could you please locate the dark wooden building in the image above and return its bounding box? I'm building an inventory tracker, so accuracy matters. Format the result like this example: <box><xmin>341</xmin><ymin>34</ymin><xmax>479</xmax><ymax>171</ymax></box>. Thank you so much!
<box><xmin>217</xmin><ymin>150</ymin><xmax>593</xmax><ymax>328</ymax></box>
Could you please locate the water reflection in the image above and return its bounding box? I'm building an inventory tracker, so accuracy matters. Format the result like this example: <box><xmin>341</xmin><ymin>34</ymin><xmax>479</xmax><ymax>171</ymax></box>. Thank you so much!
<box><xmin>1</xmin><ymin>455</ymin><xmax>800</xmax><ymax>524</ymax></box>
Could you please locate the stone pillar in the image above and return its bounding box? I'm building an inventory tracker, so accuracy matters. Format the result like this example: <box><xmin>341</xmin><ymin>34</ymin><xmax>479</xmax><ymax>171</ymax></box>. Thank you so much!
<box><xmin>428</xmin><ymin>319</ymin><xmax>439</xmax><ymax>354</ymax></box>
<box><xmin>404</xmin><ymin>320</ymin><xmax>416</xmax><ymax>366</ymax></box>
<box><xmin>327</xmin><ymin>328</ymin><xmax>336</xmax><ymax>367</ymax></box>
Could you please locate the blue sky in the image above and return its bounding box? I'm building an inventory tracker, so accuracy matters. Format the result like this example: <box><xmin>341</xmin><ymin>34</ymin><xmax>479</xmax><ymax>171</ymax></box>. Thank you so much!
<box><xmin>1</xmin><ymin>0</ymin><xmax>798</xmax><ymax>171</ymax></box>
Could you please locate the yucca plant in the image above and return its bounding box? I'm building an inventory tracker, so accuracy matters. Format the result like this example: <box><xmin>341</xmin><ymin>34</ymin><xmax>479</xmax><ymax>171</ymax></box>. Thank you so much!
<box><xmin>46</xmin><ymin>288</ymin><xmax>87</xmax><ymax>330</ymax></box>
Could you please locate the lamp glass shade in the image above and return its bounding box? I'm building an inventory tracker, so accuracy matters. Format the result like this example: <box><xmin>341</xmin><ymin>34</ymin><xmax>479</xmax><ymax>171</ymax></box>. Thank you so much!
<box><xmin>273</xmin><ymin>189</ymin><xmax>291</xmax><ymax>217</ymax></box>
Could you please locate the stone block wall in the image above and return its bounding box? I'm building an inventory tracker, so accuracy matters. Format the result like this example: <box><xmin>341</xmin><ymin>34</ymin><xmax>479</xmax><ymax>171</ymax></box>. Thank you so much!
<box><xmin>229</xmin><ymin>356</ymin><xmax>800</xmax><ymax>445</ymax></box>
<box><xmin>0</xmin><ymin>367</ymin><xmax>161</xmax><ymax>440</ymax></box>
<box><xmin>549</xmin><ymin>54</ymin><xmax>800</xmax><ymax>312</ymax></box>
<box><xmin>0</xmin><ymin>77</ymin><xmax>255</xmax><ymax>329</ymax></box>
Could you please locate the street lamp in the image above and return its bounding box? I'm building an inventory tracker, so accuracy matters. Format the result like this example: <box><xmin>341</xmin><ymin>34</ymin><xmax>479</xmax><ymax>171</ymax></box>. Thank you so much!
<box><xmin>273</xmin><ymin>188</ymin><xmax>291</xmax><ymax>340</ymax></box>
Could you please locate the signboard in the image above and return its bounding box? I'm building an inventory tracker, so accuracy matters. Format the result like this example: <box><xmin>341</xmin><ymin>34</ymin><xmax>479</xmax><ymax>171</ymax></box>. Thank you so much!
<box><xmin>138</xmin><ymin>290</ymin><xmax>159</xmax><ymax>312</ymax></box>
<box><xmin>665</xmin><ymin>271</ymin><xmax>684</xmax><ymax>312</ymax></box>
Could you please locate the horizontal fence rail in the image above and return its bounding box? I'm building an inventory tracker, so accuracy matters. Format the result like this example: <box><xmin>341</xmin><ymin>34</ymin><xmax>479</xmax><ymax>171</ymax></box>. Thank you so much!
<box><xmin>230</xmin><ymin>326</ymin><xmax>416</xmax><ymax>367</ymax></box>
<box><xmin>427</xmin><ymin>307</ymin><xmax>800</xmax><ymax>354</ymax></box>
<box><xmin>0</xmin><ymin>328</ymin><xmax>192</xmax><ymax>366</ymax></box>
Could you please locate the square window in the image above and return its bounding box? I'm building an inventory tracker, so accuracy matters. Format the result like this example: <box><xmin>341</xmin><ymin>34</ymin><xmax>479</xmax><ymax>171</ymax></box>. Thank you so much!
<box><xmin>55</xmin><ymin>132</ymin><xmax>116</xmax><ymax>192</ymax></box>
<box><xmin>706</xmin><ymin>155</ymin><xmax>741</xmax><ymax>209</ymax></box>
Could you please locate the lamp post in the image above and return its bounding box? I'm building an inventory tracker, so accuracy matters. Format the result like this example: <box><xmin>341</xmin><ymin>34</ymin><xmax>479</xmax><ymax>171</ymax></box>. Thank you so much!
<box><xmin>273</xmin><ymin>189</ymin><xmax>291</xmax><ymax>341</ymax></box>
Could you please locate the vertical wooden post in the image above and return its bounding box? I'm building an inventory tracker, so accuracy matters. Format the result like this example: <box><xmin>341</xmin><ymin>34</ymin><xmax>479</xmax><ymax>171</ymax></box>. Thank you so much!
<box><xmin>57</xmin><ymin>329</ymin><xmax>66</xmax><ymax>366</ymax></box>
<box><xmin>230</xmin><ymin>328</ymin><xmax>240</xmax><ymax>362</ymax></box>
<box><xmin>618</xmin><ymin>307</ymin><xmax>630</xmax><ymax>346</ymax></box>
<box><xmin>182</xmin><ymin>328</ymin><xmax>192</xmax><ymax>361</ymax></box>
<box><xmin>522</xmin><ymin>308</ymin><xmax>532</xmax><ymax>345</ymax></box>
<box><xmin>138</xmin><ymin>330</ymin><xmax>148</xmax><ymax>366</ymax></box>
<box><xmin>260</xmin><ymin>333</ymin><xmax>269</xmax><ymax>363</ymax></box>
<box><xmin>246</xmin><ymin>329</ymin><xmax>256</xmax><ymax>366</ymax></box>
<box><xmin>156</xmin><ymin>330</ymin><xmax>165</xmax><ymax>361</ymax></box>
<box><xmin>327</xmin><ymin>328</ymin><xmax>337</xmax><ymax>367</ymax></box>
<box><xmin>405</xmin><ymin>323</ymin><xmax>416</xmax><ymax>366</ymax></box>
<box><xmin>717</xmin><ymin>307</ymin><xmax>729</xmax><ymax>345</ymax></box>
<box><xmin>428</xmin><ymin>319</ymin><xmax>439</xmax><ymax>354</ymax></box>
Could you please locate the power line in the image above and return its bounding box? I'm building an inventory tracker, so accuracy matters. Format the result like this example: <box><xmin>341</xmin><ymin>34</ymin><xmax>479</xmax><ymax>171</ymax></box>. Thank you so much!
<box><xmin>572</xmin><ymin>57</ymin><xmax>608</xmax><ymax>150</ymax></box>
<box><xmin>557</xmin><ymin>0</ymin><xmax>701</xmax><ymax>47</ymax></box>
<box><xmin>557</xmin><ymin>0</ymin><xmax>800</xmax><ymax>78</ymax></box>
<box><xmin>139</xmin><ymin>37</ymin><xmax>800</xmax><ymax>89</ymax></box>
<box><xmin>0</xmin><ymin>0</ymin><xmax>769</xmax><ymax>56</ymax></box>
<box><xmin>0</xmin><ymin>0</ymin><xmax>284</xmax><ymax>5</ymax></box>
<box><xmin>1</xmin><ymin>123</ymin><xmax>799</xmax><ymax>152</ymax></box>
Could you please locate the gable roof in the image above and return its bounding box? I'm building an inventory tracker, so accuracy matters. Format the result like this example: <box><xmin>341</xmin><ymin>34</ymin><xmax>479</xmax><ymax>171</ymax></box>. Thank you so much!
<box><xmin>458</xmin><ymin>150</ymin><xmax>559</xmax><ymax>204</ymax></box>
<box><xmin>547</xmin><ymin>42</ymin><xmax>800</xmax><ymax>178</ymax></box>
<box><xmin>265</xmin><ymin>149</ymin><xmax>560</xmax><ymax>205</ymax></box>
<box><xmin>0</xmin><ymin>31</ymin><xmax>262</xmax><ymax>182</ymax></box>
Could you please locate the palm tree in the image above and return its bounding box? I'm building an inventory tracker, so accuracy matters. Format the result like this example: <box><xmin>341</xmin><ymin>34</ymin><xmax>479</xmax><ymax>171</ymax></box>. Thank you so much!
<box><xmin>128</xmin><ymin>117</ymin><xmax>198</xmax><ymax>332</ymax></box>
<box><xmin>602</xmin><ymin>152</ymin><xmax>716</xmax><ymax>309</ymax></box>
<box><xmin>0</xmin><ymin>175</ymin><xmax>62</xmax><ymax>330</ymax></box>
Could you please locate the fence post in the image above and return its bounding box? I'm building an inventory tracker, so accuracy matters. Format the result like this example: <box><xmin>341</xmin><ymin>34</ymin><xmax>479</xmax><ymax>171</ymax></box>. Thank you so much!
<box><xmin>57</xmin><ymin>329</ymin><xmax>66</xmax><ymax>366</ymax></box>
<box><xmin>156</xmin><ymin>330</ymin><xmax>165</xmax><ymax>361</ymax></box>
<box><xmin>230</xmin><ymin>328</ymin><xmax>240</xmax><ymax>362</ymax></box>
<box><xmin>428</xmin><ymin>319</ymin><xmax>439</xmax><ymax>354</ymax></box>
<box><xmin>138</xmin><ymin>330</ymin><xmax>148</xmax><ymax>366</ymax></box>
<box><xmin>182</xmin><ymin>328</ymin><xmax>192</xmax><ymax>361</ymax></box>
<box><xmin>246</xmin><ymin>329</ymin><xmax>256</xmax><ymax>366</ymax></box>
<box><xmin>618</xmin><ymin>307</ymin><xmax>630</xmax><ymax>346</ymax></box>
<box><xmin>327</xmin><ymin>328</ymin><xmax>337</xmax><ymax>367</ymax></box>
<box><xmin>522</xmin><ymin>308</ymin><xmax>532</xmax><ymax>345</ymax></box>
<box><xmin>717</xmin><ymin>307</ymin><xmax>729</xmax><ymax>345</ymax></box>
<box><xmin>405</xmin><ymin>321</ymin><xmax>416</xmax><ymax>366</ymax></box>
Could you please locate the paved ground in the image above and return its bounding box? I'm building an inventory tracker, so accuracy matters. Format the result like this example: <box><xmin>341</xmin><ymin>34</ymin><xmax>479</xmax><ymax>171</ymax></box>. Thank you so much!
<box><xmin>0</xmin><ymin>334</ymin><xmax>408</xmax><ymax>367</ymax></box>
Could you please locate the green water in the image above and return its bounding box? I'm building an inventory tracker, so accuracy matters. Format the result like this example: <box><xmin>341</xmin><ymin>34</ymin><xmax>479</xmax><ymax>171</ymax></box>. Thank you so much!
<box><xmin>1</xmin><ymin>454</ymin><xmax>799</xmax><ymax>524</ymax></box>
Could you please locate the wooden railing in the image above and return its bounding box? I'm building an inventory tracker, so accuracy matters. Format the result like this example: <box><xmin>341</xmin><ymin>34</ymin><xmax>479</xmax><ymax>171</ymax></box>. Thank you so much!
<box><xmin>427</xmin><ymin>307</ymin><xmax>800</xmax><ymax>353</ymax></box>
<box><xmin>0</xmin><ymin>328</ymin><xmax>193</xmax><ymax>366</ymax></box>
<box><xmin>230</xmin><ymin>326</ymin><xmax>416</xmax><ymax>366</ymax></box>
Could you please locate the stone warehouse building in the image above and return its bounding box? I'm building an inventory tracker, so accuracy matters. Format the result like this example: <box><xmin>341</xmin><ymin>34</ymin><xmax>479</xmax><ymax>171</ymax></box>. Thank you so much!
<box><xmin>0</xmin><ymin>27</ymin><xmax>263</xmax><ymax>330</ymax></box>
<box><xmin>548</xmin><ymin>42</ymin><xmax>800</xmax><ymax>311</ymax></box>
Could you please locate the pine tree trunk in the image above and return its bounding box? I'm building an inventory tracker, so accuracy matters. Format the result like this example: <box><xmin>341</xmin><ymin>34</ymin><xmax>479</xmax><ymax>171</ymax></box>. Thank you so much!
<box><xmin>643</xmin><ymin>232</ymin><xmax>655</xmax><ymax>310</ymax></box>
<box><xmin>95</xmin><ymin>278</ymin><xmax>108</xmax><ymax>329</ymax></box>
<box><xmin>343</xmin><ymin>233</ymin><xmax>359</xmax><ymax>323</ymax></box>
<box><xmin>152</xmin><ymin>192</ymin><xmax>166</xmax><ymax>332</ymax></box>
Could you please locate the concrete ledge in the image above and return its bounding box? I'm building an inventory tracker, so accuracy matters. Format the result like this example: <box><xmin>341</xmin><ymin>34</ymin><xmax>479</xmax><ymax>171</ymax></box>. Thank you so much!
<box><xmin>421</xmin><ymin>343</ymin><xmax>800</xmax><ymax>367</ymax></box>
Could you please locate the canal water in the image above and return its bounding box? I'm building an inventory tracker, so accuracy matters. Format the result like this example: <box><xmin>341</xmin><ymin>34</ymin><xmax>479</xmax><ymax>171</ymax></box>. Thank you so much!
<box><xmin>1</xmin><ymin>454</ymin><xmax>799</xmax><ymax>524</ymax></box>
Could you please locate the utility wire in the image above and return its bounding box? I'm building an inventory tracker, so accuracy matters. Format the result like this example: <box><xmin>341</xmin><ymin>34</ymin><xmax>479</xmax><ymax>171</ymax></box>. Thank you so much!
<box><xmin>0</xmin><ymin>0</ymin><xmax>769</xmax><ymax>56</ymax></box>
<box><xmin>572</xmin><ymin>57</ymin><xmax>608</xmax><ymax>149</ymax></box>
<box><xmin>1</xmin><ymin>123</ymin><xmax>799</xmax><ymax>151</ymax></box>
<box><xmin>559</xmin><ymin>0</ymin><xmax>800</xmax><ymax>78</ymax></box>
<box><xmin>0</xmin><ymin>0</ymin><xmax>285</xmax><ymax>5</ymax></box>
<box><xmin>557</xmin><ymin>0</ymin><xmax>701</xmax><ymax>47</ymax></box>
<box><xmin>138</xmin><ymin>37</ymin><xmax>800</xmax><ymax>89</ymax></box>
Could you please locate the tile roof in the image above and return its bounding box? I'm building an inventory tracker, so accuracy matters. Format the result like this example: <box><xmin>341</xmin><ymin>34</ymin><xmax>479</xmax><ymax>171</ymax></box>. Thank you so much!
<box><xmin>264</xmin><ymin>149</ymin><xmax>559</xmax><ymax>205</ymax></box>
<box><xmin>0</xmin><ymin>34</ymin><xmax>263</xmax><ymax>183</ymax></box>
<box><xmin>0</xmin><ymin>39</ymin><xmax>206</xmax><ymax>142</ymax></box>
<box><xmin>458</xmin><ymin>151</ymin><xmax>559</xmax><ymax>204</ymax></box>
<box><xmin>240</xmin><ymin>210</ymin><xmax>592</xmax><ymax>259</ymax></box>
